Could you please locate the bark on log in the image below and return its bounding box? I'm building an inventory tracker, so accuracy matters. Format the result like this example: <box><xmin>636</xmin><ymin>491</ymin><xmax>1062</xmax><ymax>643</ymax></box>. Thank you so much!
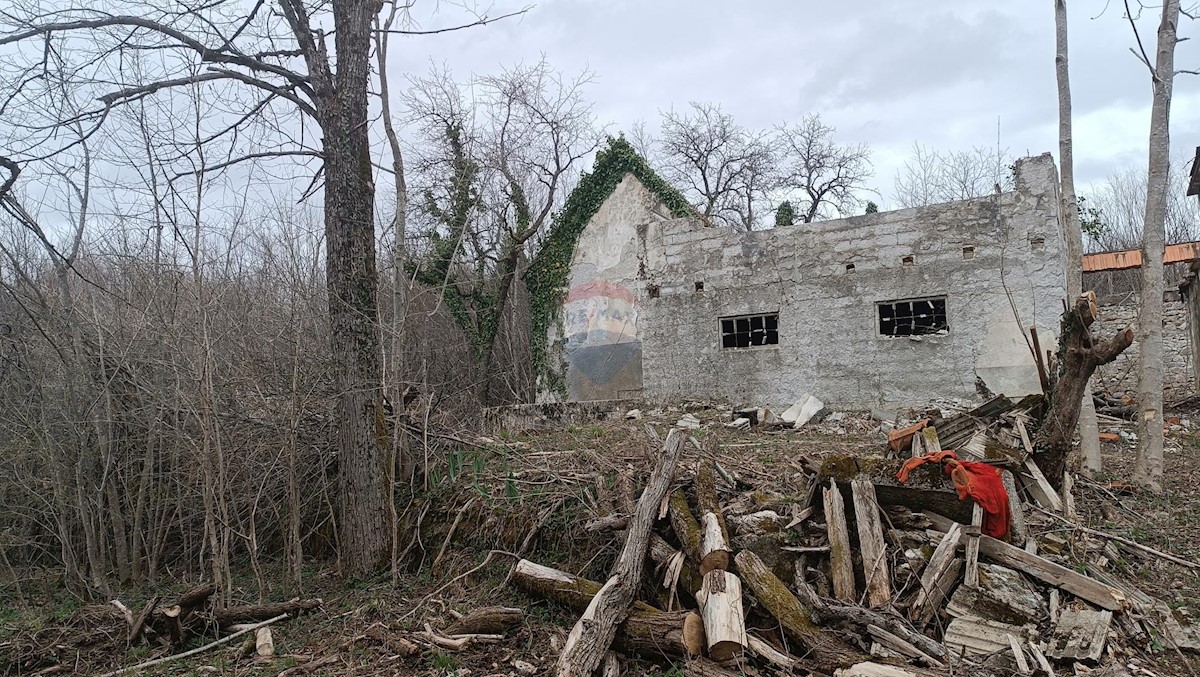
<box><xmin>1035</xmin><ymin>294</ymin><xmax>1134</xmax><ymax>487</ymax></box>
<box><xmin>695</xmin><ymin>459</ymin><xmax>730</xmax><ymax>542</ymax></box>
<box><xmin>649</xmin><ymin>533</ymin><xmax>704</xmax><ymax>599</ymax></box>
<box><xmin>177</xmin><ymin>584</ymin><xmax>217</xmax><ymax>609</ymax></box>
<box><xmin>213</xmin><ymin>599</ymin><xmax>322</xmax><ymax>626</ymax></box>
<box><xmin>734</xmin><ymin>549</ymin><xmax>869</xmax><ymax>668</ymax></box>
<box><xmin>512</xmin><ymin>559</ymin><xmax>704</xmax><ymax>659</ymax></box>
<box><xmin>443</xmin><ymin>607</ymin><xmax>523</xmax><ymax>636</ymax></box>
<box><xmin>668</xmin><ymin>490</ymin><xmax>702</xmax><ymax>563</ymax></box>
<box><xmin>555</xmin><ymin>429</ymin><xmax>687</xmax><ymax>676</ymax></box>
<box><xmin>695</xmin><ymin>569</ymin><xmax>747</xmax><ymax>661</ymax></box>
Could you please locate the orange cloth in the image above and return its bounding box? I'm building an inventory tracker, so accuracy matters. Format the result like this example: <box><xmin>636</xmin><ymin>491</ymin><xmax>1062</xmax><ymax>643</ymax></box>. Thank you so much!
<box><xmin>897</xmin><ymin>450</ymin><xmax>1011</xmax><ymax>541</ymax></box>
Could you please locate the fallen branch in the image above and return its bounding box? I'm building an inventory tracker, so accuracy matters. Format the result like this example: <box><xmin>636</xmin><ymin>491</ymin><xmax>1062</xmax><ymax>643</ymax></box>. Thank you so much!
<box><xmin>97</xmin><ymin>614</ymin><xmax>288</xmax><ymax>677</ymax></box>
<box><xmin>1032</xmin><ymin>505</ymin><xmax>1200</xmax><ymax>571</ymax></box>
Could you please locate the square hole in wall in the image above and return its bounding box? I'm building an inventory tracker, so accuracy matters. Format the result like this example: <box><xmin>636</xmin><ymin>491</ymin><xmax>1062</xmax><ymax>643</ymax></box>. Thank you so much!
<box><xmin>878</xmin><ymin>296</ymin><xmax>948</xmax><ymax>336</ymax></box>
<box><xmin>902</xmin><ymin>255</ymin><xmax>916</xmax><ymax>266</ymax></box>
<box><xmin>646</xmin><ymin>283</ymin><xmax>660</xmax><ymax>299</ymax></box>
<box><xmin>695</xmin><ymin>281</ymin><xmax>705</xmax><ymax>292</ymax></box>
<box><xmin>1031</xmin><ymin>237</ymin><xmax>1046</xmax><ymax>251</ymax></box>
<box><xmin>845</xmin><ymin>263</ymin><xmax>856</xmax><ymax>273</ymax></box>
<box><xmin>720</xmin><ymin>312</ymin><xmax>779</xmax><ymax>349</ymax></box>
<box><xmin>962</xmin><ymin>246</ymin><xmax>976</xmax><ymax>260</ymax></box>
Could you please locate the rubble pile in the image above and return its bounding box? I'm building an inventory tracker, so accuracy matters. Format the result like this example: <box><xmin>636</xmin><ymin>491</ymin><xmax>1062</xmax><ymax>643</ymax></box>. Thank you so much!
<box><xmin>513</xmin><ymin>395</ymin><xmax>1199</xmax><ymax>676</ymax></box>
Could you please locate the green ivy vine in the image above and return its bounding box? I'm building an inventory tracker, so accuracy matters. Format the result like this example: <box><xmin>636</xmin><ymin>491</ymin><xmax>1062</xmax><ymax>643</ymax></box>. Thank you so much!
<box><xmin>523</xmin><ymin>136</ymin><xmax>694</xmax><ymax>394</ymax></box>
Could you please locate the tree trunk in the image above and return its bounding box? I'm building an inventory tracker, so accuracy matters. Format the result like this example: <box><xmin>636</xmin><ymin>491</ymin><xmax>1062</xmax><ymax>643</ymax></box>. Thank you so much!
<box><xmin>1056</xmin><ymin>0</ymin><xmax>1103</xmax><ymax>476</ymax></box>
<box><xmin>1134</xmin><ymin>0</ymin><xmax>1179</xmax><ymax>493</ymax></box>
<box><xmin>1036</xmin><ymin>295</ymin><xmax>1134</xmax><ymax>484</ymax></box>
<box><xmin>322</xmin><ymin>0</ymin><xmax>390</xmax><ymax>578</ymax></box>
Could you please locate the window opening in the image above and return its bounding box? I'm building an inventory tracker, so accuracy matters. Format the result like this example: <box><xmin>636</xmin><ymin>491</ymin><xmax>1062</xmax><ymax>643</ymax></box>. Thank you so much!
<box><xmin>902</xmin><ymin>255</ymin><xmax>916</xmax><ymax>266</ymax></box>
<box><xmin>845</xmin><ymin>263</ymin><xmax>856</xmax><ymax>273</ymax></box>
<box><xmin>720</xmin><ymin>313</ymin><xmax>779</xmax><ymax>349</ymax></box>
<box><xmin>878</xmin><ymin>297</ymin><xmax>948</xmax><ymax>336</ymax></box>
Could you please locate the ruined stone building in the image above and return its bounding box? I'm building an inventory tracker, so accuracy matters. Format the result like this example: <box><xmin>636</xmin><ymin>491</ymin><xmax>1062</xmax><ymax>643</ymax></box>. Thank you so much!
<box><xmin>524</xmin><ymin>138</ymin><xmax>1197</xmax><ymax>411</ymax></box>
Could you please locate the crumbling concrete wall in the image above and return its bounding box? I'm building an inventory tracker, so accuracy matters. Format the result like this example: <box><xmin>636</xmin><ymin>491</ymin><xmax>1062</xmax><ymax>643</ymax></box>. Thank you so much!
<box><xmin>1090</xmin><ymin>291</ymin><xmax>1194</xmax><ymax>401</ymax></box>
<box><xmin>542</xmin><ymin>154</ymin><xmax>1068</xmax><ymax>410</ymax></box>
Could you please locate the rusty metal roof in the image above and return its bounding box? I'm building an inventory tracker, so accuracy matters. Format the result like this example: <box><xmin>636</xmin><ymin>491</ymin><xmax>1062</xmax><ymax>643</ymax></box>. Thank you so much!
<box><xmin>1083</xmin><ymin>241</ymin><xmax>1200</xmax><ymax>272</ymax></box>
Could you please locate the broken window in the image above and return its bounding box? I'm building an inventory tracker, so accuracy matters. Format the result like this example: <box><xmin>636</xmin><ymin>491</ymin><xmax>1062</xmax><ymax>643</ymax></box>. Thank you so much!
<box><xmin>720</xmin><ymin>313</ymin><xmax>779</xmax><ymax>349</ymax></box>
<box><xmin>878</xmin><ymin>297</ymin><xmax>948</xmax><ymax>336</ymax></box>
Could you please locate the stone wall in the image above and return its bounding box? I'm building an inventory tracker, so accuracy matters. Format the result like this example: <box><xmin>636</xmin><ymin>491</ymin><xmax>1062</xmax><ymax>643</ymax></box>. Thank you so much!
<box><xmin>542</xmin><ymin>154</ymin><xmax>1068</xmax><ymax>411</ymax></box>
<box><xmin>1090</xmin><ymin>290</ymin><xmax>1195</xmax><ymax>401</ymax></box>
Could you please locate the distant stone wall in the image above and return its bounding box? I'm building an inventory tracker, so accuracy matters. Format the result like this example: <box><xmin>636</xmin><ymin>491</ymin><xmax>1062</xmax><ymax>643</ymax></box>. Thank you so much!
<box><xmin>1091</xmin><ymin>291</ymin><xmax>1195</xmax><ymax>400</ymax></box>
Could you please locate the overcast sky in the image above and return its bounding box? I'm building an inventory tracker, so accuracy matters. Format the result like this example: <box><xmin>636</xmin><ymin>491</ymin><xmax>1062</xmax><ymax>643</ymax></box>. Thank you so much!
<box><xmin>389</xmin><ymin>0</ymin><xmax>1200</xmax><ymax>207</ymax></box>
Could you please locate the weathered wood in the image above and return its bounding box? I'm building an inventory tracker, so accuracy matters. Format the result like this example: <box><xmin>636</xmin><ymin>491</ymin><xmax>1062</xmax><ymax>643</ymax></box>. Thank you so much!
<box><xmin>964</xmin><ymin>502</ymin><xmax>983</xmax><ymax>587</ymax></box>
<box><xmin>129</xmin><ymin>595</ymin><xmax>159</xmax><ymax>644</ymax></box>
<box><xmin>1027</xmin><ymin>641</ymin><xmax>1055</xmax><ymax>675</ymax></box>
<box><xmin>1021</xmin><ymin>457</ymin><xmax>1063</xmax><ymax>511</ymax></box>
<box><xmin>1000</xmin><ymin>470</ymin><xmax>1027</xmax><ymax>543</ymax></box>
<box><xmin>835</xmin><ymin>663</ymin><xmax>942</xmax><ymax>677</ymax></box>
<box><xmin>924</xmin><ymin>511</ymin><xmax>1123</xmax><ymax>610</ymax></box>
<box><xmin>851</xmin><ymin>479</ymin><xmax>890</xmax><ymax>608</ymax></box>
<box><xmin>823</xmin><ymin>480</ymin><xmax>856</xmax><ymax>603</ymax></box>
<box><xmin>818</xmin><ymin>601</ymin><xmax>947</xmax><ymax>661</ymax></box>
<box><xmin>915</xmin><ymin>559</ymin><xmax>963</xmax><ymax>629</ymax></box>
<box><xmin>746</xmin><ymin>633</ymin><xmax>800</xmax><ymax>670</ymax></box>
<box><xmin>695</xmin><ymin>569</ymin><xmax>747</xmax><ymax>661</ymax></box>
<box><xmin>555</xmin><ymin>429</ymin><xmax>687</xmax><ymax>676</ymax></box>
<box><xmin>1008</xmin><ymin>633</ymin><xmax>1031</xmax><ymax>674</ymax></box>
<box><xmin>909</xmin><ymin>523</ymin><xmax>962</xmax><ymax>625</ymax></box>
<box><xmin>734</xmin><ymin>549</ymin><xmax>868</xmax><ymax>668</ymax></box>
<box><xmin>944</xmin><ymin>615</ymin><xmax>1034</xmax><ymax>655</ymax></box>
<box><xmin>443</xmin><ymin>607</ymin><xmax>523</xmax><ymax>636</ymax></box>
<box><xmin>1047</xmin><ymin>608</ymin><xmax>1112</xmax><ymax>662</ymax></box>
<box><xmin>695</xmin><ymin>458</ymin><xmax>730</xmax><ymax>540</ymax></box>
<box><xmin>946</xmin><ymin>564</ymin><xmax>1045</xmax><ymax>625</ymax></box>
<box><xmin>699</xmin><ymin>511</ymin><xmax>731</xmax><ymax>575</ymax></box>
<box><xmin>176</xmin><ymin>584</ymin><xmax>217</xmax><ymax>609</ymax></box>
<box><xmin>512</xmin><ymin>559</ymin><xmax>704</xmax><ymax>659</ymax></box>
<box><xmin>866</xmin><ymin>625</ymin><xmax>944</xmax><ymax>667</ymax></box>
<box><xmin>648</xmin><ymin>533</ymin><xmax>704</xmax><ymax>600</ymax></box>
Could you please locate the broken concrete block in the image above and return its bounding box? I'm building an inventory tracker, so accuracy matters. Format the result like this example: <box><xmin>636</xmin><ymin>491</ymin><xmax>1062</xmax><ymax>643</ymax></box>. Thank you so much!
<box><xmin>780</xmin><ymin>394</ymin><xmax>824</xmax><ymax>428</ymax></box>
<box><xmin>733</xmin><ymin>407</ymin><xmax>759</xmax><ymax>425</ymax></box>
<box><xmin>946</xmin><ymin>564</ymin><xmax>1045</xmax><ymax>625</ymax></box>
<box><xmin>725</xmin><ymin>417</ymin><xmax>751</xmax><ymax>430</ymax></box>
<box><xmin>760</xmin><ymin>408</ymin><xmax>778</xmax><ymax>425</ymax></box>
<box><xmin>676</xmin><ymin>413</ymin><xmax>701</xmax><ymax>430</ymax></box>
<box><xmin>624</xmin><ymin>409</ymin><xmax>642</xmax><ymax>420</ymax></box>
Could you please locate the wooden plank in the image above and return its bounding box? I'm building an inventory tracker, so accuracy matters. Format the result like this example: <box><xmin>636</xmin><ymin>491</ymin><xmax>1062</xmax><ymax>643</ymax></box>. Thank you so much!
<box><xmin>1047</xmin><ymin>608</ymin><xmax>1112</xmax><ymax>662</ymax></box>
<box><xmin>964</xmin><ymin>502</ymin><xmax>983</xmax><ymax>587</ymax></box>
<box><xmin>1062</xmin><ymin>471</ymin><xmax>1077</xmax><ymax>520</ymax></box>
<box><xmin>909</xmin><ymin>523</ymin><xmax>962</xmax><ymax>626</ymax></box>
<box><xmin>824</xmin><ymin>480</ymin><xmax>856</xmax><ymax>603</ymax></box>
<box><xmin>947</xmin><ymin>564</ymin><xmax>1045</xmax><ymax>625</ymax></box>
<box><xmin>1027</xmin><ymin>641</ymin><xmax>1055</xmax><ymax>676</ymax></box>
<box><xmin>1008</xmin><ymin>634</ymin><xmax>1031</xmax><ymax>674</ymax></box>
<box><xmin>866</xmin><ymin>625</ymin><xmax>944</xmax><ymax>667</ymax></box>
<box><xmin>1001</xmin><ymin>470</ymin><xmax>1027</xmax><ymax>543</ymax></box>
<box><xmin>851</xmin><ymin>479</ymin><xmax>891</xmax><ymax>608</ymax></box>
<box><xmin>924</xmin><ymin>511</ymin><xmax>1124</xmax><ymax>611</ymax></box>
<box><xmin>922</xmin><ymin>426</ymin><xmax>941</xmax><ymax>453</ymax></box>
<box><xmin>1020</xmin><ymin>457</ymin><xmax>1063</xmax><ymax>512</ymax></box>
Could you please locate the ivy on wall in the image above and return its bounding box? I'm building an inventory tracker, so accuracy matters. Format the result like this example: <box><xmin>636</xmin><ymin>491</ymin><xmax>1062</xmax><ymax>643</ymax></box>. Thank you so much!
<box><xmin>523</xmin><ymin>136</ymin><xmax>694</xmax><ymax>394</ymax></box>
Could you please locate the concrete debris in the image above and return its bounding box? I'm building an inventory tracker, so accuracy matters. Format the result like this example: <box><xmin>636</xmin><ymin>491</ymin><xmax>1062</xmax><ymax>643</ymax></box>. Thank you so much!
<box><xmin>512</xmin><ymin>659</ymin><xmax>537</xmax><ymax>675</ymax></box>
<box><xmin>675</xmin><ymin>413</ymin><xmax>701</xmax><ymax>430</ymax></box>
<box><xmin>780</xmin><ymin>394</ymin><xmax>824</xmax><ymax>428</ymax></box>
<box><xmin>624</xmin><ymin>409</ymin><xmax>642</xmax><ymax>420</ymax></box>
<box><xmin>725</xmin><ymin>417</ymin><xmax>751</xmax><ymax>430</ymax></box>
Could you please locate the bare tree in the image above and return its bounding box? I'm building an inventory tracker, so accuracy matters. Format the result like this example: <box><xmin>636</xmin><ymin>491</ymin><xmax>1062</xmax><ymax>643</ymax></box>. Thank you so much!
<box><xmin>657</xmin><ymin>102</ymin><xmax>774</xmax><ymax>230</ymax></box>
<box><xmin>1056</xmin><ymin>0</ymin><xmax>1104</xmax><ymax>477</ymax></box>
<box><xmin>408</xmin><ymin>60</ymin><xmax>599</xmax><ymax>403</ymax></box>
<box><xmin>0</xmin><ymin>0</ymin><xmax>522</xmax><ymax>578</ymax></box>
<box><xmin>893</xmin><ymin>143</ymin><xmax>1011</xmax><ymax>208</ymax></box>
<box><xmin>1080</xmin><ymin>162</ymin><xmax>1200</xmax><ymax>252</ymax></box>
<box><xmin>775</xmin><ymin>114</ymin><xmax>872</xmax><ymax>222</ymax></box>
<box><xmin>1132</xmin><ymin>0</ymin><xmax>1181</xmax><ymax>493</ymax></box>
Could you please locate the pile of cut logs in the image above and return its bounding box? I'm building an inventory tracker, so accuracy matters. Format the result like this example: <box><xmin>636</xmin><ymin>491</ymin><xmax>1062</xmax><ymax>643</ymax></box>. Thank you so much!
<box><xmin>515</xmin><ymin>411</ymin><xmax>1199</xmax><ymax>676</ymax></box>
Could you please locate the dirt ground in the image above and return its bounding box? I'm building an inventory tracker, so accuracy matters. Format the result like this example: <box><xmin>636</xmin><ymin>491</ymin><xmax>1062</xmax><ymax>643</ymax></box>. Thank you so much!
<box><xmin>3</xmin><ymin>407</ymin><xmax>1199</xmax><ymax>676</ymax></box>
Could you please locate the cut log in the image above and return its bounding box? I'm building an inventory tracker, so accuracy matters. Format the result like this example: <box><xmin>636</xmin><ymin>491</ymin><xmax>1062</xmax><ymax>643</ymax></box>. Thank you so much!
<box><xmin>555</xmin><ymin>429</ymin><xmax>687</xmax><ymax>676</ymax></box>
<box><xmin>823</xmin><ymin>480</ymin><xmax>856</xmax><ymax>602</ymax></box>
<box><xmin>909</xmin><ymin>522</ymin><xmax>962</xmax><ymax>626</ymax></box>
<box><xmin>851</xmin><ymin>479</ymin><xmax>891</xmax><ymax>608</ymax></box>
<box><xmin>699</xmin><ymin>512</ymin><xmax>731</xmax><ymax>575</ymax></box>
<box><xmin>734</xmin><ymin>549</ymin><xmax>868</xmax><ymax>667</ymax></box>
<box><xmin>177</xmin><ymin>584</ymin><xmax>217</xmax><ymax>609</ymax></box>
<box><xmin>443</xmin><ymin>607</ymin><xmax>523</xmax><ymax>636</ymax></box>
<box><xmin>695</xmin><ymin>569</ymin><xmax>747</xmax><ymax>661</ymax></box>
<box><xmin>695</xmin><ymin>458</ymin><xmax>730</xmax><ymax>540</ymax></box>
<box><xmin>924</xmin><ymin>511</ymin><xmax>1124</xmax><ymax>610</ymax></box>
<box><xmin>213</xmin><ymin>599</ymin><xmax>322</xmax><ymax>626</ymax></box>
<box><xmin>129</xmin><ymin>596</ymin><xmax>158</xmax><ymax>644</ymax></box>
<box><xmin>668</xmin><ymin>490</ymin><xmax>702</xmax><ymax>563</ymax></box>
<box><xmin>512</xmin><ymin>559</ymin><xmax>704</xmax><ymax>659</ymax></box>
